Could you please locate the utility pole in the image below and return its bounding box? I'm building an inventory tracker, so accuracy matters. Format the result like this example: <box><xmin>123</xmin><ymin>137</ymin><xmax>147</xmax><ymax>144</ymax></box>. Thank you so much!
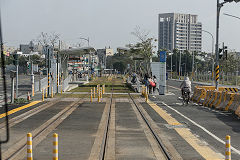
<box><xmin>192</xmin><ymin>51</ymin><xmax>195</xmax><ymax>82</ymax></box>
<box><xmin>171</xmin><ymin>53</ymin><xmax>173</xmax><ymax>79</ymax></box>
<box><xmin>57</xmin><ymin>40</ymin><xmax>60</xmax><ymax>93</ymax></box>
<box><xmin>47</xmin><ymin>47</ymin><xmax>50</xmax><ymax>96</ymax></box>
<box><xmin>215</xmin><ymin>0</ymin><xmax>240</xmax><ymax>89</ymax></box>
<box><xmin>29</xmin><ymin>42</ymin><xmax>34</xmax><ymax>97</ymax></box>
<box><xmin>10</xmin><ymin>71</ymin><xmax>16</xmax><ymax>104</ymax></box>
<box><xmin>178</xmin><ymin>52</ymin><xmax>181</xmax><ymax>80</ymax></box>
<box><xmin>14</xmin><ymin>53</ymin><xmax>19</xmax><ymax>98</ymax></box>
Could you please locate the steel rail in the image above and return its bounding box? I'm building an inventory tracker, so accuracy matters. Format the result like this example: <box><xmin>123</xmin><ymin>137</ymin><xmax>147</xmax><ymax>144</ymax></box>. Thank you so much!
<box><xmin>4</xmin><ymin>99</ymin><xmax>83</xmax><ymax>160</ymax></box>
<box><xmin>129</xmin><ymin>93</ymin><xmax>172</xmax><ymax>160</ymax></box>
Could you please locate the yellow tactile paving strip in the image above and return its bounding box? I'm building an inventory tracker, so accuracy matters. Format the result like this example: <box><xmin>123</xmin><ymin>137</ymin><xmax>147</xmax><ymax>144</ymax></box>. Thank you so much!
<box><xmin>147</xmin><ymin>101</ymin><xmax>223</xmax><ymax>160</ymax></box>
<box><xmin>0</xmin><ymin>101</ymin><xmax>41</xmax><ymax>118</ymax></box>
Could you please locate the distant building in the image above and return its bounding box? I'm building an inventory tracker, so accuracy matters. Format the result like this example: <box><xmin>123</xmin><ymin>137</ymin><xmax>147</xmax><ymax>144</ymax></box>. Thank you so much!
<box><xmin>97</xmin><ymin>49</ymin><xmax>107</xmax><ymax>69</ymax></box>
<box><xmin>106</xmin><ymin>48</ymin><xmax>114</xmax><ymax>56</ymax></box>
<box><xmin>96</xmin><ymin>47</ymin><xmax>114</xmax><ymax>69</ymax></box>
<box><xmin>158</xmin><ymin>13</ymin><xmax>202</xmax><ymax>52</ymax></box>
<box><xmin>20</xmin><ymin>41</ymin><xmax>41</xmax><ymax>54</ymax></box>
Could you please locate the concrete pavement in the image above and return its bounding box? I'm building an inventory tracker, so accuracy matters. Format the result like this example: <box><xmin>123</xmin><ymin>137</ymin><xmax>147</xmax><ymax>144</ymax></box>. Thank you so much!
<box><xmin>149</xmin><ymin>80</ymin><xmax>240</xmax><ymax>159</ymax></box>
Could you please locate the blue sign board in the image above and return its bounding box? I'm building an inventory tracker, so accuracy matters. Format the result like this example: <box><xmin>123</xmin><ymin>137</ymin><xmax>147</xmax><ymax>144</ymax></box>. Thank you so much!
<box><xmin>160</xmin><ymin>51</ymin><xmax>166</xmax><ymax>62</ymax></box>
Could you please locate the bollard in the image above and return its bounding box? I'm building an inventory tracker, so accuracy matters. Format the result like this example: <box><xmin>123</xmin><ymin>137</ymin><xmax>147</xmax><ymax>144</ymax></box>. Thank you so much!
<box><xmin>32</xmin><ymin>85</ymin><xmax>34</xmax><ymax>97</ymax></box>
<box><xmin>53</xmin><ymin>133</ymin><xmax>58</xmax><ymax>160</ymax></box>
<box><xmin>90</xmin><ymin>89</ymin><xmax>93</xmax><ymax>102</ymax></box>
<box><xmin>61</xmin><ymin>85</ymin><xmax>63</xmax><ymax>95</ymax></box>
<box><xmin>145</xmin><ymin>87</ymin><xmax>148</xmax><ymax>102</ymax></box>
<box><xmin>226</xmin><ymin>135</ymin><xmax>231</xmax><ymax>160</ymax></box>
<box><xmin>51</xmin><ymin>86</ymin><xmax>54</xmax><ymax>98</ymax></box>
<box><xmin>103</xmin><ymin>84</ymin><xmax>105</xmax><ymax>94</ymax></box>
<box><xmin>27</xmin><ymin>92</ymin><xmax>31</xmax><ymax>101</ymax></box>
<box><xmin>27</xmin><ymin>133</ymin><xmax>33</xmax><ymax>160</ymax></box>
<box><xmin>42</xmin><ymin>89</ymin><xmax>44</xmax><ymax>101</ymax></box>
<box><xmin>98</xmin><ymin>89</ymin><xmax>100</xmax><ymax>102</ymax></box>
<box><xmin>100</xmin><ymin>88</ymin><xmax>103</xmax><ymax>99</ymax></box>
<box><xmin>97</xmin><ymin>85</ymin><xmax>99</xmax><ymax>94</ymax></box>
<box><xmin>93</xmin><ymin>87</ymin><xmax>96</xmax><ymax>98</ymax></box>
<box><xmin>45</xmin><ymin>88</ymin><xmax>48</xmax><ymax>98</ymax></box>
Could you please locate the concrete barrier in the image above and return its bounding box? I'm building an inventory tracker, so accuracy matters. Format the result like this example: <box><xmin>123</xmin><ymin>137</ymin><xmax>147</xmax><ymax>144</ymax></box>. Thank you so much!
<box><xmin>192</xmin><ymin>87</ymin><xmax>201</xmax><ymax>102</ymax></box>
<box><xmin>234</xmin><ymin>103</ymin><xmax>240</xmax><ymax>117</ymax></box>
<box><xmin>203</xmin><ymin>91</ymin><xmax>212</xmax><ymax>106</ymax></box>
<box><xmin>205</xmin><ymin>90</ymin><xmax>215</xmax><ymax>107</ymax></box>
<box><xmin>218</xmin><ymin>93</ymin><xmax>233</xmax><ymax>111</ymax></box>
<box><xmin>198</xmin><ymin>88</ymin><xmax>208</xmax><ymax>104</ymax></box>
<box><xmin>211</xmin><ymin>91</ymin><xmax>222</xmax><ymax>108</ymax></box>
<box><xmin>224</xmin><ymin>93</ymin><xmax>235</xmax><ymax>111</ymax></box>
<box><xmin>228</xmin><ymin>93</ymin><xmax>240</xmax><ymax>112</ymax></box>
<box><xmin>208</xmin><ymin>90</ymin><xmax>219</xmax><ymax>108</ymax></box>
<box><xmin>215</xmin><ymin>91</ymin><xmax>227</xmax><ymax>110</ymax></box>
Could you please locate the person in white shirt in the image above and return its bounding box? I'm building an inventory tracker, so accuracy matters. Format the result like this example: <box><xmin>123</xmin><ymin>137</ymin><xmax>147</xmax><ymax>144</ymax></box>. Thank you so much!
<box><xmin>180</xmin><ymin>76</ymin><xmax>191</xmax><ymax>97</ymax></box>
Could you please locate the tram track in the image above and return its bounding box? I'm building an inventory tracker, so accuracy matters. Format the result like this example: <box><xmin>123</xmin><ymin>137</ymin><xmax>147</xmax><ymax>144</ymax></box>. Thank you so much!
<box><xmin>3</xmin><ymin>99</ymin><xmax>83</xmax><ymax>160</ymax></box>
<box><xmin>0</xmin><ymin>99</ymin><xmax>61</xmax><ymax>133</ymax></box>
<box><xmin>128</xmin><ymin>93</ymin><xmax>172</xmax><ymax>160</ymax></box>
<box><xmin>94</xmin><ymin>76</ymin><xmax>174</xmax><ymax>160</ymax></box>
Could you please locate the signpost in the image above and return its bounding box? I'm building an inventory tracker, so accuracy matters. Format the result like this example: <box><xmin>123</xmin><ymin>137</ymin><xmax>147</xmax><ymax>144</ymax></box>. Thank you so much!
<box><xmin>10</xmin><ymin>70</ymin><xmax>16</xmax><ymax>103</ymax></box>
<box><xmin>159</xmin><ymin>51</ymin><xmax>166</xmax><ymax>95</ymax></box>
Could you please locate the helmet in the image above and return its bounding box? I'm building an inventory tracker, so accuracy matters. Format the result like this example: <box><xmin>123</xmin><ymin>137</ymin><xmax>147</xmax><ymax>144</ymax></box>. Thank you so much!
<box><xmin>184</xmin><ymin>77</ymin><xmax>189</xmax><ymax>81</ymax></box>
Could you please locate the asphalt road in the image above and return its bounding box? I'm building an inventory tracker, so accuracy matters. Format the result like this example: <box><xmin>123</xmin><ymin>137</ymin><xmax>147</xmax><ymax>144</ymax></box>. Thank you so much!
<box><xmin>148</xmin><ymin>79</ymin><xmax>240</xmax><ymax>159</ymax></box>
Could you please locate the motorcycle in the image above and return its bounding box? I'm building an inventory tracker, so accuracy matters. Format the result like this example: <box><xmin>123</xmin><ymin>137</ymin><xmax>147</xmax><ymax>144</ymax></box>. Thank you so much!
<box><xmin>182</xmin><ymin>88</ymin><xmax>190</xmax><ymax>105</ymax></box>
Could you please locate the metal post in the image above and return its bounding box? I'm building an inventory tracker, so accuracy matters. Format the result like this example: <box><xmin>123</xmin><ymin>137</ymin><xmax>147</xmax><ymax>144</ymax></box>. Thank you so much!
<box><xmin>57</xmin><ymin>41</ymin><xmax>60</xmax><ymax>93</ymax></box>
<box><xmin>48</xmin><ymin>48</ymin><xmax>50</xmax><ymax>96</ymax></box>
<box><xmin>135</xmin><ymin>60</ymin><xmax>136</xmax><ymax>73</ymax></box>
<box><xmin>236</xmin><ymin>70</ymin><xmax>239</xmax><ymax>86</ymax></box>
<box><xmin>11</xmin><ymin>77</ymin><xmax>14</xmax><ymax>104</ymax></box>
<box><xmin>192</xmin><ymin>51</ymin><xmax>194</xmax><ymax>82</ymax></box>
<box><xmin>171</xmin><ymin>54</ymin><xmax>172</xmax><ymax>79</ymax></box>
<box><xmin>179</xmin><ymin>52</ymin><xmax>181</xmax><ymax>80</ymax></box>
<box><xmin>16</xmin><ymin>63</ymin><xmax>18</xmax><ymax>98</ymax></box>
<box><xmin>215</xmin><ymin>0</ymin><xmax>227</xmax><ymax>89</ymax></box>
<box><xmin>31</xmin><ymin>61</ymin><xmax>34</xmax><ymax>97</ymax></box>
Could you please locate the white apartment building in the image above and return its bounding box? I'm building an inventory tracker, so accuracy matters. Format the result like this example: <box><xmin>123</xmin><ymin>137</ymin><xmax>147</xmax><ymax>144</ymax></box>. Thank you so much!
<box><xmin>158</xmin><ymin>13</ymin><xmax>202</xmax><ymax>52</ymax></box>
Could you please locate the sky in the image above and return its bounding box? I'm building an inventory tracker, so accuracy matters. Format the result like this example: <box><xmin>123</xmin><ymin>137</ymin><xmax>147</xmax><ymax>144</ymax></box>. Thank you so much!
<box><xmin>1</xmin><ymin>0</ymin><xmax>240</xmax><ymax>53</ymax></box>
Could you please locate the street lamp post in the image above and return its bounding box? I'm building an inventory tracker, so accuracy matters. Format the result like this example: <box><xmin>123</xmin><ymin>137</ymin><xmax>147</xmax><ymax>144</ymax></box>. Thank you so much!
<box><xmin>179</xmin><ymin>52</ymin><xmax>182</xmax><ymax>80</ymax></box>
<box><xmin>202</xmin><ymin>30</ymin><xmax>215</xmax><ymax>85</ymax></box>
<box><xmin>79</xmin><ymin>37</ymin><xmax>90</xmax><ymax>80</ymax></box>
<box><xmin>215</xmin><ymin>0</ymin><xmax>240</xmax><ymax>89</ymax></box>
<box><xmin>168</xmin><ymin>52</ymin><xmax>173</xmax><ymax>79</ymax></box>
<box><xmin>223</xmin><ymin>13</ymin><xmax>240</xmax><ymax>86</ymax></box>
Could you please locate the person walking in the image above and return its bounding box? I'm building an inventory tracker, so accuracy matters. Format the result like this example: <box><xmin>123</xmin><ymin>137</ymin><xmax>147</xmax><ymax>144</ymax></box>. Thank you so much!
<box><xmin>152</xmin><ymin>75</ymin><xmax>157</xmax><ymax>94</ymax></box>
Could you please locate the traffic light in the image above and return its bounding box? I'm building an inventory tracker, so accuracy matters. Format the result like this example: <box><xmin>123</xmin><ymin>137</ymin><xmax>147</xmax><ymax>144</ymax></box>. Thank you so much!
<box><xmin>219</xmin><ymin>43</ymin><xmax>228</xmax><ymax>60</ymax></box>
<box><xmin>223</xmin><ymin>46</ymin><xmax>228</xmax><ymax>60</ymax></box>
<box><xmin>219</xmin><ymin>48</ymin><xmax>223</xmax><ymax>59</ymax></box>
<box><xmin>13</xmin><ymin>54</ymin><xmax>19</xmax><ymax>65</ymax></box>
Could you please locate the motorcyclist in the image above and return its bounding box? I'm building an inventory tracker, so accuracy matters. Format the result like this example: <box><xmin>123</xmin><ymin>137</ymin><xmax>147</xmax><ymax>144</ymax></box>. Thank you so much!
<box><xmin>180</xmin><ymin>77</ymin><xmax>191</xmax><ymax>97</ymax></box>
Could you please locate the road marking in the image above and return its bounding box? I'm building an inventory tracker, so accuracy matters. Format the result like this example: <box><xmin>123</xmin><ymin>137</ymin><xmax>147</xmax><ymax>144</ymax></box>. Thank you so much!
<box><xmin>0</xmin><ymin>101</ymin><xmax>41</xmax><ymax>118</ymax></box>
<box><xmin>168</xmin><ymin>85</ymin><xmax>181</xmax><ymax>90</ymax></box>
<box><xmin>147</xmin><ymin>101</ymin><xmax>224</xmax><ymax>160</ymax></box>
<box><xmin>160</xmin><ymin>101</ymin><xmax>240</xmax><ymax>156</ymax></box>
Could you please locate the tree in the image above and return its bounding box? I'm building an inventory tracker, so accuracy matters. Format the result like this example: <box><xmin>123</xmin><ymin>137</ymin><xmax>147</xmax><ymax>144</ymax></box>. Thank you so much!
<box><xmin>36</xmin><ymin>32</ymin><xmax>60</xmax><ymax>47</ymax></box>
<box><xmin>129</xmin><ymin>26</ymin><xmax>157</xmax><ymax>75</ymax></box>
<box><xmin>113</xmin><ymin>62</ymin><xmax>125</xmax><ymax>73</ymax></box>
